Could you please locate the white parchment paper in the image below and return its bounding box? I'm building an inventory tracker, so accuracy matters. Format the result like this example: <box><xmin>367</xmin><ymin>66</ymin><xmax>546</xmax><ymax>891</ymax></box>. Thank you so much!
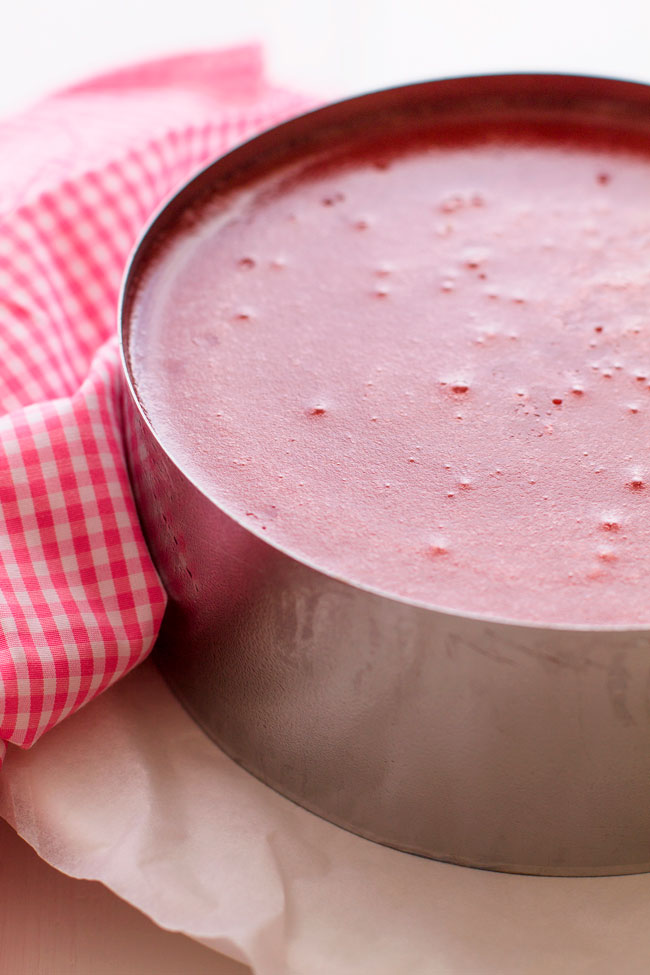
<box><xmin>1</xmin><ymin>659</ymin><xmax>649</xmax><ymax>974</ymax></box>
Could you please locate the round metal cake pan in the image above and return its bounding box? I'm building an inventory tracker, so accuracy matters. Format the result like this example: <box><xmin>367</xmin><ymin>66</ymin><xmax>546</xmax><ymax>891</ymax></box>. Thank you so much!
<box><xmin>119</xmin><ymin>72</ymin><xmax>650</xmax><ymax>876</ymax></box>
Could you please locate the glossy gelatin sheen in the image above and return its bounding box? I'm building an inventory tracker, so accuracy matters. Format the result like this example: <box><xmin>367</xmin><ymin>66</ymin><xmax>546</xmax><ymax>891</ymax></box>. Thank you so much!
<box><xmin>131</xmin><ymin>113</ymin><xmax>650</xmax><ymax>626</ymax></box>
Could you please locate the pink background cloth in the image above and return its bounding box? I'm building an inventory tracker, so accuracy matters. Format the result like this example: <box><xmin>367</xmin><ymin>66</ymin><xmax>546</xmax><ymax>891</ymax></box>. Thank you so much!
<box><xmin>0</xmin><ymin>46</ymin><xmax>309</xmax><ymax>760</ymax></box>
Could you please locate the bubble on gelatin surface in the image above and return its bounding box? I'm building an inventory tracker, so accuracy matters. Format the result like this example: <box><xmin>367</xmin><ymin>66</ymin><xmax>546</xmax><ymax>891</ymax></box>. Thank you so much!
<box><xmin>441</xmin><ymin>379</ymin><xmax>470</xmax><ymax>395</ymax></box>
<box><xmin>598</xmin><ymin>548</ymin><xmax>618</xmax><ymax>562</ymax></box>
<box><xmin>429</xmin><ymin>537</ymin><xmax>448</xmax><ymax>556</ymax></box>
<box><xmin>233</xmin><ymin>307</ymin><xmax>253</xmax><ymax>322</ymax></box>
<box><xmin>627</xmin><ymin>472</ymin><xmax>645</xmax><ymax>490</ymax></box>
<box><xmin>321</xmin><ymin>192</ymin><xmax>345</xmax><ymax>206</ymax></box>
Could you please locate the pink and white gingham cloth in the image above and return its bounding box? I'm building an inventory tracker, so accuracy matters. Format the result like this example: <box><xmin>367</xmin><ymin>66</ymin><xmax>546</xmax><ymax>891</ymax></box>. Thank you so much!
<box><xmin>0</xmin><ymin>47</ymin><xmax>310</xmax><ymax>763</ymax></box>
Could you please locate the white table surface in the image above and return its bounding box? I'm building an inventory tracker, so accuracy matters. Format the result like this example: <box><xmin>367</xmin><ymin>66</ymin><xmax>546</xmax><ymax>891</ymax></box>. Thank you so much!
<box><xmin>3</xmin><ymin>2</ymin><xmax>650</xmax><ymax>971</ymax></box>
<box><xmin>3</xmin><ymin>0</ymin><xmax>650</xmax><ymax>120</ymax></box>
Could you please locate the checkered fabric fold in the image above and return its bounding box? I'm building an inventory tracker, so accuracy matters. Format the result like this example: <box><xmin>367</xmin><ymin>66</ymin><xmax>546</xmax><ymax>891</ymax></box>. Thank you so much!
<box><xmin>0</xmin><ymin>47</ymin><xmax>309</xmax><ymax>762</ymax></box>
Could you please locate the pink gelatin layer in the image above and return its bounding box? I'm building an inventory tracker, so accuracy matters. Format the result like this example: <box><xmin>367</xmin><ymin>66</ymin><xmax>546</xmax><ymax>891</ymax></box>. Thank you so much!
<box><xmin>131</xmin><ymin>117</ymin><xmax>650</xmax><ymax>625</ymax></box>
